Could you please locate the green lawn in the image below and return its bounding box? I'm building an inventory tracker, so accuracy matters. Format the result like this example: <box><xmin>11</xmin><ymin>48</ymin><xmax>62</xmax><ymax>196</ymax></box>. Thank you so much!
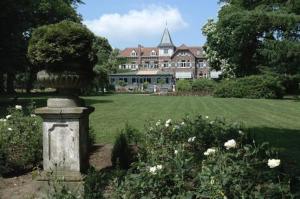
<box><xmin>84</xmin><ymin>94</ymin><xmax>300</xmax><ymax>171</ymax></box>
<box><xmin>1</xmin><ymin>94</ymin><xmax>300</xmax><ymax>170</ymax></box>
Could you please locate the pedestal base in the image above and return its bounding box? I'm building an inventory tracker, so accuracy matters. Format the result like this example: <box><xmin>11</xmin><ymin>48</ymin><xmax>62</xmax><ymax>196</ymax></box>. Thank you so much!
<box><xmin>35</xmin><ymin>106</ymin><xmax>94</xmax><ymax>174</ymax></box>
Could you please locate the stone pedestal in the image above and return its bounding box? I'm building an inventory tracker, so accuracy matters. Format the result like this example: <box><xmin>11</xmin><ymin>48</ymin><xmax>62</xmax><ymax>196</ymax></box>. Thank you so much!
<box><xmin>35</xmin><ymin>105</ymin><xmax>94</xmax><ymax>180</ymax></box>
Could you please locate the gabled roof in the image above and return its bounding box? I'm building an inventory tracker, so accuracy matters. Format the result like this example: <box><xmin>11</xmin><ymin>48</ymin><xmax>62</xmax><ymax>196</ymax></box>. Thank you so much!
<box><xmin>158</xmin><ymin>28</ymin><xmax>175</xmax><ymax>48</ymax></box>
<box><xmin>172</xmin><ymin>45</ymin><xmax>204</xmax><ymax>58</ymax></box>
<box><xmin>119</xmin><ymin>47</ymin><xmax>159</xmax><ymax>57</ymax></box>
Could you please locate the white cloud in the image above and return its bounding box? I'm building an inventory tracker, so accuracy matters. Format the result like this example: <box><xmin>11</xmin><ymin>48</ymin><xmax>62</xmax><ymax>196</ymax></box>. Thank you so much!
<box><xmin>83</xmin><ymin>5</ymin><xmax>188</xmax><ymax>48</ymax></box>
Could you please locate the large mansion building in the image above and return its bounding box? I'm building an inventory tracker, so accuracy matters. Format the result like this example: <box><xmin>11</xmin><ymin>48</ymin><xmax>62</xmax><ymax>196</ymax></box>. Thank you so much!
<box><xmin>110</xmin><ymin>27</ymin><xmax>218</xmax><ymax>92</ymax></box>
<box><xmin>118</xmin><ymin>27</ymin><xmax>210</xmax><ymax>79</ymax></box>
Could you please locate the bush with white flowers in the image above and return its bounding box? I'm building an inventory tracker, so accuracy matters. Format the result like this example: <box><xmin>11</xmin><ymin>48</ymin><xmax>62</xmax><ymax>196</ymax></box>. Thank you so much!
<box><xmin>112</xmin><ymin>115</ymin><xmax>293</xmax><ymax>198</ymax></box>
<box><xmin>0</xmin><ymin>105</ymin><xmax>42</xmax><ymax>176</ymax></box>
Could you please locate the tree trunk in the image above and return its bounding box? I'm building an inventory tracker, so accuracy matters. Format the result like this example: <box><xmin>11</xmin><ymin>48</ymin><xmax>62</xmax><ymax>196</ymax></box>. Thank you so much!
<box><xmin>26</xmin><ymin>71</ymin><xmax>34</xmax><ymax>93</ymax></box>
<box><xmin>0</xmin><ymin>72</ymin><xmax>4</xmax><ymax>94</ymax></box>
<box><xmin>6</xmin><ymin>72</ymin><xmax>15</xmax><ymax>94</ymax></box>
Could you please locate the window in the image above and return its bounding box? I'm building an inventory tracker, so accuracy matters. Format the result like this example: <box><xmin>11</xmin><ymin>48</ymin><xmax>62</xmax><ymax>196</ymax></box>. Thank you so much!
<box><xmin>132</xmin><ymin>78</ymin><xmax>136</xmax><ymax>83</ymax></box>
<box><xmin>111</xmin><ymin>78</ymin><xmax>115</xmax><ymax>82</ymax></box>
<box><xmin>131</xmin><ymin>50</ymin><xmax>137</xmax><ymax>57</ymax></box>
<box><xmin>147</xmin><ymin>78</ymin><xmax>151</xmax><ymax>83</ymax></box>
<box><xmin>180</xmin><ymin>60</ymin><xmax>186</xmax><ymax>67</ymax></box>
<box><xmin>124</xmin><ymin>78</ymin><xmax>128</xmax><ymax>83</ymax></box>
<box><xmin>166</xmin><ymin>78</ymin><xmax>169</xmax><ymax>84</ymax></box>
<box><xmin>164</xmin><ymin>49</ymin><xmax>168</xmax><ymax>54</ymax></box>
<box><xmin>187</xmin><ymin>61</ymin><xmax>191</xmax><ymax>67</ymax></box>
<box><xmin>199</xmin><ymin>61</ymin><xmax>204</xmax><ymax>68</ymax></box>
<box><xmin>151</xmin><ymin>50</ymin><xmax>156</xmax><ymax>56</ymax></box>
<box><xmin>163</xmin><ymin>61</ymin><xmax>168</xmax><ymax>67</ymax></box>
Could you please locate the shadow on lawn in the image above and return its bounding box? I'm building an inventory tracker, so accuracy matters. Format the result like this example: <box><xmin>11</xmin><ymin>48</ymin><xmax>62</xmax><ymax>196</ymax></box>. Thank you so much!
<box><xmin>247</xmin><ymin>127</ymin><xmax>300</xmax><ymax>175</ymax></box>
<box><xmin>84</xmin><ymin>98</ymin><xmax>113</xmax><ymax>106</ymax></box>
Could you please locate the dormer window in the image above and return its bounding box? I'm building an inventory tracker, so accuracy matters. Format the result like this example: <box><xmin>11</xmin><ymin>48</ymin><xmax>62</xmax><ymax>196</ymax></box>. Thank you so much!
<box><xmin>164</xmin><ymin>49</ymin><xmax>168</xmax><ymax>54</ymax></box>
<box><xmin>151</xmin><ymin>50</ymin><xmax>156</xmax><ymax>56</ymax></box>
<box><xmin>131</xmin><ymin>50</ymin><xmax>137</xmax><ymax>57</ymax></box>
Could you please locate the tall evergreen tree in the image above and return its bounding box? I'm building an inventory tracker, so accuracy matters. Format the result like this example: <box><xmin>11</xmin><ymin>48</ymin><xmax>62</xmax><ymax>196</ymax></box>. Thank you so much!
<box><xmin>204</xmin><ymin>0</ymin><xmax>300</xmax><ymax>77</ymax></box>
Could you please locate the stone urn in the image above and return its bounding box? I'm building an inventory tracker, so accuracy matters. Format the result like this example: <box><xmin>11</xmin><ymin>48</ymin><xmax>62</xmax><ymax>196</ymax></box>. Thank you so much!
<box><xmin>37</xmin><ymin>70</ymin><xmax>89</xmax><ymax>107</ymax></box>
<box><xmin>35</xmin><ymin>70</ymin><xmax>94</xmax><ymax>180</ymax></box>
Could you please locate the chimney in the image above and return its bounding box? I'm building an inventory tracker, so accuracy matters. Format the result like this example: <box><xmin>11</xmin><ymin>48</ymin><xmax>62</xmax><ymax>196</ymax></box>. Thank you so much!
<box><xmin>138</xmin><ymin>44</ymin><xmax>142</xmax><ymax>67</ymax></box>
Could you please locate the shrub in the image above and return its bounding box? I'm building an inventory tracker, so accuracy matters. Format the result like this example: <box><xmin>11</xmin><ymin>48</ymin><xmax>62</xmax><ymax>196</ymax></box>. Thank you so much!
<box><xmin>112</xmin><ymin>116</ymin><xmax>293</xmax><ymax>198</ymax></box>
<box><xmin>214</xmin><ymin>75</ymin><xmax>285</xmax><ymax>99</ymax></box>
<box><xmin>28</xmin><ymin>20</ymin><xmax>97</xmax><ymax>73</ymax></box>
<box><xmin>111</xmin><ymin>124</ymin><xmax>140</xmax><ymax>169</ymax></box>
<box><xmin>281</xmin><ymin>74</ymin><xmax>300</xmax><ymax>95</ymax></box>
<box><xmin>176</xmin><ymin>80</ymin><xmax>192</xmax><ymax>92</ymax></box>
<box><xmin>0</xmin><ymin>105</ymin><xmax>42</xmax><ymax>176</ymax></box>
<box><xmin>191</xmin><ymin>78</ymin><xmax>217</xmax><ymax>93</ymax></box>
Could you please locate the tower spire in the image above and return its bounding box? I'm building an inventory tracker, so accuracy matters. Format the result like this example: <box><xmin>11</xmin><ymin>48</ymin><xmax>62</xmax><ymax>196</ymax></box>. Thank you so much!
<box><xmin>158</xmin><ymin>23</ymin><xmax>175</xmax><ymax>48</ymax></box>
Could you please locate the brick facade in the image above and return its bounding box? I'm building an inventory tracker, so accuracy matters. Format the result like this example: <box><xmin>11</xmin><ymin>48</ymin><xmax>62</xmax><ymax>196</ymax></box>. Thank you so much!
<box><xmin>118</xmin><ymin>28</ymin><xmax>210</xmax><ymax>79</ymax></box>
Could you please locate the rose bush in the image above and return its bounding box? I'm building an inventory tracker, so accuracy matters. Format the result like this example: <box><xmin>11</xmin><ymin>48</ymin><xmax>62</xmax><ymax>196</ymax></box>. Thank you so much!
<box><xmin>112</xmin><ymin>115</ymin><xmax>293</xmax><ymax>198</ymax></box>
<box><xmin>0</xmin><ymin>105</ymin><xmax>42</xmax><ymax>176</ymax></box>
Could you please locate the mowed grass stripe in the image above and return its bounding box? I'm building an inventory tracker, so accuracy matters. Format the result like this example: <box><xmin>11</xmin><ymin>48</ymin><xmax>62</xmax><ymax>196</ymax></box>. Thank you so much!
<box><xmin>84</xmin><ymin>95</ymin><xmax>300</xmax><ymax>143</ymax></box>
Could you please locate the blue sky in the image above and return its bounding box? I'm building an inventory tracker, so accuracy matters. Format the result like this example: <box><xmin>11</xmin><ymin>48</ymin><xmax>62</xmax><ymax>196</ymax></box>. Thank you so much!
<box><xmin>77</xmin><ymin>0</ymin><xmax>221</xmax><ymax>49</ymax></box>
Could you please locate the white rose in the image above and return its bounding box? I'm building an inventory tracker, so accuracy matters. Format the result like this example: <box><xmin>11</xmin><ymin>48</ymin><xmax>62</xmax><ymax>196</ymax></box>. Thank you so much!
<box><xmin>188</xmin><ymin>136</ymin><xmax>196</xmax><ymax>143</ymax></box>
<box><xmin>30</xmin><ymin>114</ymin><xmax>36</xmax><ymax>117</ymax></box>
<box><xmin>165</xmin><ymin>119</ymin><xmax>172</xmax><ymax>127</ymax></box>
<box><xmin>6</xmin><ymin>115</ymin><xmax>11</xmax><ymax>119</ymax></box>
<box><xmin>238</xmin><ymin>130</ymin><xmax>244</xmax><ymax>135</ymax></box>
<box><xmin>181</xmin><ymin>122</ymin><xmax>185</xmax><ymax>125</ymax></box>
<box><xmin>173</xmin><ymin>125</ymin><xmax>180</xmax><ymax>131</ymax></box>
<box><xmin>267</xmin><ymin>159</ymin><xmax>280</xmax><ymax>168</ymax></box>
<box><xmin>174</xmin><ymin>150</ymin><xmax>178</xmax><ymax>155</ymax></box>
<box><xmin>15</xmin><ymin>105</ymin><xmax>22</xmax><ymax>110</ymax></box>
<box><xmin>149</xmin><ymin>166</ymin><xmax>157</xmax><ymax>174</ymax></box>
<box><xmin>156</xmin><ymin>120</ymin><xmax>161</xmax><ymax>126</ymax></box>
<box><xmin>205</xmin><ymin>116</ymin><xmax>209</xmax><ymax>119</ymax></box>
<box><xmin>204</xmin><ymin>148</ymin><xmax>216</xmax><ymax>156</ymax></box>
<box><xmin>156</xmin><ymin>165</ymin><xmax>162</xmax><ymax>170</ymax></box>
<box><xmin>0</xmin><ymin>118</ymin><xmax>7</xmax><ymax>122</ymax></box>
<box><xmin>7</xmin><ymin>127</ymin><xmax>12</xmax><ymax>131</ymax></box>
<box><xmin>224</xmin><ymin>139</ymin><xmax>237</xmax><ymax>150</ymax></box>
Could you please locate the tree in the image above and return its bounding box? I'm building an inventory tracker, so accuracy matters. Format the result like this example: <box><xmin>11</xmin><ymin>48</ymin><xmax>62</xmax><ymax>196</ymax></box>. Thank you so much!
<box><xmin>92</xmin><ymin>37</ymin><xmax>128</xmax><ymax>93</ymax></box>
<box><xmin>0</xmin><ymin>0</ymin><xmax>82</xmax><ymax>94</ymax></box>
<box><xmin>93</xmin><ymin>37</ymin><xmax>113</xmax><ymax>92</ymax></box>
<box><xmin>204</xmin><ymin>0</ymin><xmax>300</xmax><ymax>77</ymax></box>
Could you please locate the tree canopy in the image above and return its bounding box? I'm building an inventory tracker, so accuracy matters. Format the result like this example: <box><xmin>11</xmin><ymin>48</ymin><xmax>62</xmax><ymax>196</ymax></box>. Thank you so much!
<box><xmin>204</xmin><ymin>0</ymin><xmax>300</xmax><ymax>77</ymax></box>
<box><xmin>0</xmin><ymin>0</ymin><xmax>82</xmax><ymax>93</ymax></box>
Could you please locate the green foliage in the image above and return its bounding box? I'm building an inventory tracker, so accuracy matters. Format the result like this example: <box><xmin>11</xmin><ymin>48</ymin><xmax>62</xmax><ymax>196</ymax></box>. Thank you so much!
<box><xmin>28</xmin><ymin>20</ymin><xmax>97</xmax><ymax>73</ymax></box>
<box><xmin>84</xmin><ymin>168</ymin><xmax>105</xmax><ymax>199</ymax></box>
<box><xmin>111</xmin><ymin>124</ymin><xmax>140</xmax><ymax>169</ymax></box>
<box><xmin>176</xmin><ymin>79</ymin><xmax>192</xmax><ymax>92</ymax></box>
<box><xmin>118</xmin><ymin>80</ymin><xmax>127</xmax><ymax>87</ymax></box>
<box><xmin>142</xmin><ymin>81</ymin><xmax>148</xmax><ymax>90</ymax></box>
<box><xmin>281</xmin><ymin>74</ymin><xmax>300</xmax><ymax>95</ymax></box>
<box><xmin>197</xmin><ymin>143</ymin><xmax>292</xmax><ymax>198</ymax></box>
<box><xmin>92</xmin><ymin>37</ymin><xmax>113</xmax><ymax>93</ymax></box>
<box><xmin>203</xmin><ymin>0</ymin><xmax>300</xmax><ymax>77</ymax></box>
<box><xmin>176</xmin><ymin>79</ymin><xmax>217</xmax><ymax>95</ymax></box>
<box><xmin>113</xmin><ymin>116</ymin><xmax>292</xmax><ymax>198</ymax></box>
<box><xmin>0</xmin><ymin>105</ymin><xmax>42</xmax><ymax>176</ymax></box>
<box><xmin>0</xmin><ymin>0</ymin><xmax>82</xmax><ymax>93</ymax></box>
<box><xmin>192</xmin><ymin>78</ymin><xmax>217</xmax><ymax>93</ymax></box>
<box><xmin>47</xmin><ymin>174</ymin><xmax>81</xmax><ymax>199</ymax></box>
<box><xmin>214</xmin><ymin>75</ymin><xmax>285</xmax><ymax>99</ymax></box>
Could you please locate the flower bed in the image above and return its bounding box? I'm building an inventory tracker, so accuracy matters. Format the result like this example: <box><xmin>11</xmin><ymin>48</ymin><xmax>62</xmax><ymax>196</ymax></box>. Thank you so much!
<box><xmin>0</xmin><ymin>105</ymin><xmax>42</xmax><ymax>176</ymax></box>
<box><xmin>112</xmin><ymin>116</ymin><xmax>293</xmax><ymax>198</ymax></box>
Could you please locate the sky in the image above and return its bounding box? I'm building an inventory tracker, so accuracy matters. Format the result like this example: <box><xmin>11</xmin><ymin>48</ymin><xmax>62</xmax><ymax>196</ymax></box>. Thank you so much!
<box><xmin>77</xmin><ymin>0</ymin><xmax>221</xmax><ymax>49</ymax></box>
